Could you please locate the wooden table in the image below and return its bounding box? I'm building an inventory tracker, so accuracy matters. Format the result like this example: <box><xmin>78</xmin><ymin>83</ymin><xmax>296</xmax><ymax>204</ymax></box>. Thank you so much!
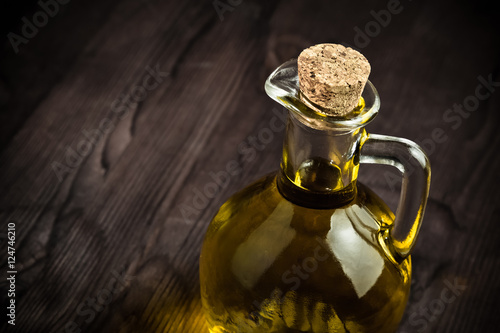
<box><xmin>1</xmin><ymin>0</ymin><xmax>499</xmax><ymax>332</ymax></box>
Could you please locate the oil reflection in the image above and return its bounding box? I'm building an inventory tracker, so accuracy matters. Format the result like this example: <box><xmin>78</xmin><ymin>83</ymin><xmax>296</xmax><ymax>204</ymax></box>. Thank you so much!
<box><xmin>326</xmin><ymin>205</ymin><xmax>384</xmax><ymax>298</ymax></box>
<box><xmin>231</xmin><ymin>200</ymin><xmax>296</xmax><ymax>289</ymax></box>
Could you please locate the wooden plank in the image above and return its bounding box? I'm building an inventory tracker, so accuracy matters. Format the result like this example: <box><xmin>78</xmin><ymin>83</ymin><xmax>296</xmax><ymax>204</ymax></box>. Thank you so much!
<box><xmin>1</xmin><ymin>0</ymin><xmax>499</xmax><ymax>332</ymax></box>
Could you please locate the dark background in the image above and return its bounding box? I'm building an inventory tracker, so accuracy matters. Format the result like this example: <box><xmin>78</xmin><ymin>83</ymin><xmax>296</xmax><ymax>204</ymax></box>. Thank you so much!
<box><xmin>1</xmin><ymin>0</ymin><xmax>499</xmax><ymax>332</ymax></box>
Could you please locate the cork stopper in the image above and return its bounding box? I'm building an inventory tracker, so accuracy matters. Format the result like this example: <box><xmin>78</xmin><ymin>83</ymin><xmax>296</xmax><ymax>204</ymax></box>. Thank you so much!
<box><xmin>298</xmin><ymin>43</ymin><xmax>371</xmax><ymax>116</ymax></box>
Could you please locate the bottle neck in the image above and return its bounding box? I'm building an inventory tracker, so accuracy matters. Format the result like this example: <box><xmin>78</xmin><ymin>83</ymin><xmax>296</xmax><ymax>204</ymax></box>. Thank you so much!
<box><xmin>277</xmin><ymin>111</ymin><xmax>365</xmax><ymax>208</ymax></box>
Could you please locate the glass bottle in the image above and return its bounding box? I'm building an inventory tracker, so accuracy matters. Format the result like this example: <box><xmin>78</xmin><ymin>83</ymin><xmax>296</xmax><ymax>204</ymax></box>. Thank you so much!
<box><xmin>199</xmin><ymin>59</ymin><xmax>431</xmax><ymax>333</ymax></box>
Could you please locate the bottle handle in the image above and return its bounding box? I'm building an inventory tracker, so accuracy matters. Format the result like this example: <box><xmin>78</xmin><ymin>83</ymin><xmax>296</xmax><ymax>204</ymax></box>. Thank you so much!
<box><xmin>360</xmin><ymin>133</ymin><xmax>431</xmax><ymax>263</ymax></box>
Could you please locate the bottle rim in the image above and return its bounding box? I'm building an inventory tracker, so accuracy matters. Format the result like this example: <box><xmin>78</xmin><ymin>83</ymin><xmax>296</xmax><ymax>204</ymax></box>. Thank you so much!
<box><xmin>265</xmin><ymin>59</ymin><xmax>380</xmax><ymax>130</ymax></box>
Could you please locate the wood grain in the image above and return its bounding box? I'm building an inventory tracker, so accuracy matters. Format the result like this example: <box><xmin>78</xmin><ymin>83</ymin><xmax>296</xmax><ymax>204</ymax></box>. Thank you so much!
<box><xmin>1</xmin><ymin>0</ymin><xmax>499</xmax><ymax>332</ymax></box>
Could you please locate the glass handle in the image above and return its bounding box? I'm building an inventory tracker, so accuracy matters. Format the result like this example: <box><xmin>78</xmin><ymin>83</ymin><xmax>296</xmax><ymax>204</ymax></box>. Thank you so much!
<box><xmin>360</xmin><ymin>134</ymin><xmax>431</xmax><ymax>262</ymax></box>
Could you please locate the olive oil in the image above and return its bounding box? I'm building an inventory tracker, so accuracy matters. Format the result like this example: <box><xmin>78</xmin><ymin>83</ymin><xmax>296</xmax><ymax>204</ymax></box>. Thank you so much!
<box><xmin>200</xmin><ymin>170</ymin><xmax>410</xmax><ymax>333</ymax></box>
<box><xmin>199</xmin><ymin>54</ymin><xmax>430</xmax><ymax>333</ymax></box>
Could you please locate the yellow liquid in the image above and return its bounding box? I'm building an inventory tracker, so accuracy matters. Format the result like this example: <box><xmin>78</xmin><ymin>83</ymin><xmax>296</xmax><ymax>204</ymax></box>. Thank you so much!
<box><xmin>200</xmin><ymin>172</ymin><xmax>410</xmax><ymax>333</ymax></box>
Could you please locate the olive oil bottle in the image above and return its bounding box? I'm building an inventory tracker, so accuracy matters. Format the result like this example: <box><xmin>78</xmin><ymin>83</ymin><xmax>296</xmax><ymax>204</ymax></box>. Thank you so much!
<box><xmin>200</xmin><ymin>45</ymin><xmax>430</xmax><ymax>333</ymax></box>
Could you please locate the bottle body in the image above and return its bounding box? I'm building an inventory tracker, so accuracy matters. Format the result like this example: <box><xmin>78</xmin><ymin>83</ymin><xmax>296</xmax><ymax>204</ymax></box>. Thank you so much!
<box><xmin>199</xmin><ymin>173</ymin><xmax>411</xmax><ymax>333</ymax></box>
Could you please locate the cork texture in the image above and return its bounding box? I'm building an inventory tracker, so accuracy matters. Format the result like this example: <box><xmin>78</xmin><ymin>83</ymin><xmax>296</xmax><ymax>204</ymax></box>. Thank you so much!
<box><xmin>298</xmin><ymin>43</ymin><xmax>371</xmax><ymax>116</ymax></box>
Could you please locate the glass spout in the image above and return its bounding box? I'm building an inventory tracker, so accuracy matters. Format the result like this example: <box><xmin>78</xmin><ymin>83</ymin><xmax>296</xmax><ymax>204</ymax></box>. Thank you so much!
<box><xmin>265</xmin><ymin>59</ymin><xmax>380</xmax><ymax>130</ymax></box>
